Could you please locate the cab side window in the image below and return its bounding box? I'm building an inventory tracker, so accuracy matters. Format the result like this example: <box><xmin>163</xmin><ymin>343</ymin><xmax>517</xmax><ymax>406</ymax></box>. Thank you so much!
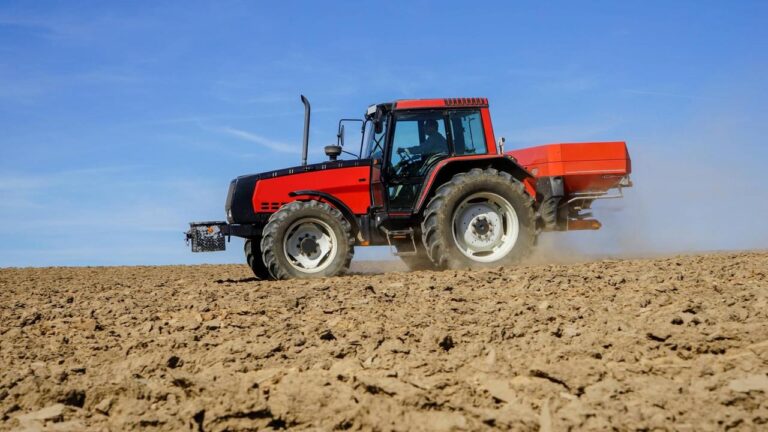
<box><xmin>449</xmin><ymin>110</ymin><xmax>487</xmax><ymax>155</ymax></box>
<box><xmin>388</xmin><ymin>112</ymin><xmax>449</xmax><ymax>178</ymax></box>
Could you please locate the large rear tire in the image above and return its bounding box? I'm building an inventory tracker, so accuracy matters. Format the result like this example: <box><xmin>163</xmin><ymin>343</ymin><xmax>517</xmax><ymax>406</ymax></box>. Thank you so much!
<box><xmin>421</xmin><ymin>168</ymin><xmax>535</xmax><ymax>269</ymax></box>
<box><xmin>244</xmin><ymin>238</ymin><xmax>273</xmax><ymax>280</ymax></box>
<box><xmin>261</xmin><ymin>200</ymin><xmax>354</xmax><ymax>280</ymax></box>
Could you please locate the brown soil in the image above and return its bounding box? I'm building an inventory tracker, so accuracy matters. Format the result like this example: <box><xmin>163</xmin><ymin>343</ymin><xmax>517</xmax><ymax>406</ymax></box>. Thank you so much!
<box><xmin>1</xmin><ymin>252</ymin><xmax>767</xmax><ymax>431</ymax></box>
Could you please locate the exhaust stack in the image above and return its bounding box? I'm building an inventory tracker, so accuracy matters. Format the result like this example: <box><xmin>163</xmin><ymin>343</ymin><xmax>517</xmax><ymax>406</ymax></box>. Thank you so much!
<box><xmin>300</xmin><ymin>95</ymin><xmax>310</xmax><ymax>166</ymax></box>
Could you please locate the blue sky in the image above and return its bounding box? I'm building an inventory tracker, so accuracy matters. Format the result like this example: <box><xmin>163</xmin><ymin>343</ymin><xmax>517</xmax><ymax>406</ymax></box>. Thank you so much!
<box><xmin>1</xmin><ymin>1</ymin><xmax>767</xmax><ymax>267</ymax></box>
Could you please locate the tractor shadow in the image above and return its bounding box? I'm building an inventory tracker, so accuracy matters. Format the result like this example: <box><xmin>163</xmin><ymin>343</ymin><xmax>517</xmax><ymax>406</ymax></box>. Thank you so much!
<box><xmin>213</xmin><ymin>273</ymin><xmax>398</xmax><ymax>284</ymax></box>
<box><xmin>214</xmin><ymin>277</ymin><xmax>259</xmax><ymax>284</ymax></box>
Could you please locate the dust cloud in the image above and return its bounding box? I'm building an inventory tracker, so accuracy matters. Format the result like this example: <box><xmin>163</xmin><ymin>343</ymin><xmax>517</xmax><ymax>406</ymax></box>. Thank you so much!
<box><xmin>533</xmin><ymin>142</ymin><xmax>767</xmax><ymax>261</ymax></box>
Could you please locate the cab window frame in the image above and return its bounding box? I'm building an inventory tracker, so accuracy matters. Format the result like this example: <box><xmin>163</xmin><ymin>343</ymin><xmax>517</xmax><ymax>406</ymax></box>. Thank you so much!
<box><xmin>447</xmin><ymin>109</ymin><xmax>488</xmax><ymax>156</ymax></box>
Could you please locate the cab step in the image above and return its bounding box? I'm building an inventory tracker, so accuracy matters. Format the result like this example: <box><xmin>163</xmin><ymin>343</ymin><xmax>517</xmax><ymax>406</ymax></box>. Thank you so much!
<box><xmin>380</xmin><ymin>227</ymin><xmax>418</xmax><ymax>256</ymax></box>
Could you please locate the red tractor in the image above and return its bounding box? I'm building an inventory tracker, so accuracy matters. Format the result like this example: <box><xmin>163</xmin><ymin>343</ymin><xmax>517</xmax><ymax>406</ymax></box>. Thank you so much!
<box><xmin>187</xmin><ymin>96</ymin><xmax>631</xmax><ymax>279</ymax></box>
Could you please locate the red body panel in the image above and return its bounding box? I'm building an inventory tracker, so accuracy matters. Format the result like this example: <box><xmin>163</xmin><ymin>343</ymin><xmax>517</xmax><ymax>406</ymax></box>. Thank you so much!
<box><xmin>480</xmin><ymin>108</ymin><xmax>498</xmax><ymax>155</ymax></box>
<box><xmin>253</xmin><ymin>166</ymin><xmax>372</xmax><ymax>215</ymax></box>
<box><xmin>413</xmin><ymin>154</ymin><xmax>536</xmax><ymax>210</ymax></box>
<box><xmin>506</xmin><ymin>141</ymin><xmax>631</xmax><ymax>193</ymax></box>
<box><xmin>395</xmin><ymin>99</ymin><xmax>447</xmax><ymax>109</ymax></box>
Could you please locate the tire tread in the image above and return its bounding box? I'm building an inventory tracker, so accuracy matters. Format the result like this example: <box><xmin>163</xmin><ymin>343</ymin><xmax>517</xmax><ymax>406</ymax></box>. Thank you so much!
<box><xmin>260</xmin><ymin>200</ymin><xmax>354</xmax><ymax>280</ymax></box>
<box><xmin>421</xmin><ymin>168</ymin><xmax>536</xmax><ymax>269</ymax></box>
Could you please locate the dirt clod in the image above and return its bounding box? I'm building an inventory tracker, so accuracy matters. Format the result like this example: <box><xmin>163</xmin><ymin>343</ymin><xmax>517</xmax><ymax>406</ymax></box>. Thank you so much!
<box><xmin>94</xmin><ymin>397</ymin><xmax>113</xmax><ymax>415</ymax></box>
<box><xmin>59</xmin><ymin>389</ymin><xmax>86</xmax><ymax>408</ymax></box>
<box><xmin>319</xmin><ymin>330</ymin><xmax>336</xmax><ymax>341</ymax></box>
<box><xmin>438</xmin><ymin>335</ymin><xmax>455</xmax><ymax>351</ymax></box>
<box><xmin>19</xmin><ymin>311</ymin><xmax>41</xmax><ymax>327</ymax></box>
<box><xmin>167</xmin><ymin>355</ymin><xmax>182</xmax><ymax>369</ymax></box>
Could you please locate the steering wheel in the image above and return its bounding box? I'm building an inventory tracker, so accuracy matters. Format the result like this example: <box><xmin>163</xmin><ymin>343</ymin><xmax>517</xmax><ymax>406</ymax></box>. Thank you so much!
<box><xmin>397</xmin><ymin>146</ymin><xmax>416</xmax><ymax>162</ymax></box>
<box><xmin>391</xmin><ymin>158</ymin><xmax>407</xmax><ymax>177</ymax></box>
<box><xmin>392</xmin><ymin>146</ymin><xmax>420</xmax><ymax>176</ymax></box>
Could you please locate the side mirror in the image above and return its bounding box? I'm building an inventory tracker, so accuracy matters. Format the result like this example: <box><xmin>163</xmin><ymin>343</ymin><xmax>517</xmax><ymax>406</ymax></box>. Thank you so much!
<box><xmin>324</xmin><ymin>145</ymin><xmax>342</xmax><ymax>161</ymax></box>
<box><xmin>337</xmin><ymin>125</ymin><xmax>345</xmax><ymax>147</ymax></box>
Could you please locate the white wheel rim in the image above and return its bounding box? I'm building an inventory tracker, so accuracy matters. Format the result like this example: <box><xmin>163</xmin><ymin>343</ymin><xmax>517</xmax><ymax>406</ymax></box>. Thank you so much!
<box><xmin>283</xmin><ymin>217</ymin><xmax>337</xmax><ymax>273</ymax></box>
<box><xmin>451</xmin><ymin>192</ymin><xmax>519</xmax><ymax>263</ymax></box>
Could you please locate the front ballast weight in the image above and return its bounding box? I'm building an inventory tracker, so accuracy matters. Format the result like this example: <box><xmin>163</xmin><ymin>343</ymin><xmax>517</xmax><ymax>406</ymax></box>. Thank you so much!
<box><xmin>186</xmin><ymin>221</ymin><xmax>229</xmax><ymax>252</ymax></box>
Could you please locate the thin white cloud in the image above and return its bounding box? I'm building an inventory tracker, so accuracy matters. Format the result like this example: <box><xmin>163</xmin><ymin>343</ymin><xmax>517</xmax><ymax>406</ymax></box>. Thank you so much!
<box><xmin>0</xmin><ymin>10</ymin><xmax>150</xmax><ymax>43</ymax></box>
<box><xmin>502</xmin><ymin>121</ymin><xmax>618</xmax><ymax>147</ymax></box>
<box><xmin>216</xmin><ymin>126</ymin><xmax>298</xmax><ymax>154</ymax></box>
<box><xmin>621</xmin><ymin>89</ymin><xmax>719</xmax><ymax>101</ymax></box>
<box><xmin>0</xmin><ymin>173</ymin><xmax>225</xmax><ymax>236</ymax></box>
<box><xmin>507</xmin><ymin>66</ymin><xmax>597</xmax><ymax>93</ymax></box>
<box><xmin>0</xmin><ymin>14</ymin><xmax>69</xmax><ymax>35</ymax></box>
<box><xmin>148</xmin><ymin>111</ymin><xmax>304</xmax><ymax>126</ymax></box>
<box><xmin>0</xmin><ymin>165</ymin><xmax>146</xmax><ymax>191</ymax></box>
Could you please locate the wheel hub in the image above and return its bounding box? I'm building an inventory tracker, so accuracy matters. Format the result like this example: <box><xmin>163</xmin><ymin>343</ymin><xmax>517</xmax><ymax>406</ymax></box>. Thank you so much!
<box><xmin>299</xmin><ymin>236</ymin><xmax>319</xmax><ymax>256</ymax></box>
<box><xmin>456</xmin><ymin>203</ymin><xmax>502</xmax><ymax>249</ymax></box>
<box><xmin>283</xmin><ymin>218</ymin><xmax>336</xmax><ymax>272</ymax></box>
<box><xmin>472</xmin><ymin>215</ymin><xmax>491</xmax><ymax>236</ymax></box>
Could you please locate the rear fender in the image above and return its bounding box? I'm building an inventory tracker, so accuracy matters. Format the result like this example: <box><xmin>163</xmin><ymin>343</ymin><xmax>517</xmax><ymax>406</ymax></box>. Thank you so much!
<box><xmin>414</xmin><ymin>155</ymin><xmax>535</xmax><ymax>214</ymax></box>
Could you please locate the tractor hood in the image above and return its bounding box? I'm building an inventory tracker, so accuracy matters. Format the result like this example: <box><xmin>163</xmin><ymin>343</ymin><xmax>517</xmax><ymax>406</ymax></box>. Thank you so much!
<box><xmin>225</xmin><ymin>159</ymin><xmax>372</xmax><ymax>224</ymax></box>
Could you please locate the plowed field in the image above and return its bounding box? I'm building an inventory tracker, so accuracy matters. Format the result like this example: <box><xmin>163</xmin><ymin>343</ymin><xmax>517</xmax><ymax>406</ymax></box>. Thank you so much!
<box><xmin>1</xmin><ymin>252</ymin><xmax>767</xmax><ymax>430</ymax></box>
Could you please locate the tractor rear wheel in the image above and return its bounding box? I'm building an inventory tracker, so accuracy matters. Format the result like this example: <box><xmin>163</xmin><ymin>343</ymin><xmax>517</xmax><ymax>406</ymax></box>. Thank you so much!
<box><xmin>244</xmin><ymin>238</ymin><xmax>273</xmax><ymax>280</ymax></box>
<box><xmin>261</xmin><ymin>200</ymin><xmax>354</xmax><ymax>280</ymax></box>
<box><xmin>421</xmin><ymin>168</ymin><xmax>535</xmax><ymax>269</ymax></box>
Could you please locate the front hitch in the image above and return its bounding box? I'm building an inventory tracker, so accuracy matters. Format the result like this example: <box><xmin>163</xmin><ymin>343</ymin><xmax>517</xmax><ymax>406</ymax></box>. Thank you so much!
<box><xmin>186</xmin><ymin>221</ymin><xmax>228</xmax><ymax>252</ymax></box>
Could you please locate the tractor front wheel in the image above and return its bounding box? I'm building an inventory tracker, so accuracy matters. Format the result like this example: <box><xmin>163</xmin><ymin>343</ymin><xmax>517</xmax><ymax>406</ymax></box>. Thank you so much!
<box><xmin>244</xmin><ymin>238</ymin><xmax>273</xmax><ymax>280</ymax></box>
<box><xmin>421</xmin><ymin>168</ymin><xmax>535</xmax><ymax>269</ymax></box>
<box><xmin>261</xmin><ymin>200</ymin><xmax>354</xmax><ymax>280</ymax></box>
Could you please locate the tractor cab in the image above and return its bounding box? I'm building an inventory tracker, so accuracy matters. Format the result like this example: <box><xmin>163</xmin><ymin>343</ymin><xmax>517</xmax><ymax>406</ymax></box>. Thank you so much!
<box><xmin>359</xmin><ymin>99</ymin><xmax>497</xmax><ymax>212</ymax></box>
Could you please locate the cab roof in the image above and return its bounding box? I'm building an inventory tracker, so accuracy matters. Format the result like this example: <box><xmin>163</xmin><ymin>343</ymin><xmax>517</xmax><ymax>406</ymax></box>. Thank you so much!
<box><xmin>392</xmin><ymin>97</ymin><xmax>489</xmax><ymax>110</ymax></box>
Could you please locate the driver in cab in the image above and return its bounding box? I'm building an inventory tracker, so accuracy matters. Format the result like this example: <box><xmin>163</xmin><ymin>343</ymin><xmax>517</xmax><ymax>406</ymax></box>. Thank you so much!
<box><xmin>411</xmin><ymin>119</ymin><xmax>447</xmax><ymax>156</ymax></box>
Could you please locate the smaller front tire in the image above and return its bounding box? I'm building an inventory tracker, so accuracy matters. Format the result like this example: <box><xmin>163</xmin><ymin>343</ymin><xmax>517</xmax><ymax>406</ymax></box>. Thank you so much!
<box><xmin>244</xmin><ymin>238</ymin><xmax>273</xmax><ymax>280</ymax></box>
<box><xmin>261</xmin><ymin>200</ymin><xmax>354</xmax><ymax>280</ymax></box>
